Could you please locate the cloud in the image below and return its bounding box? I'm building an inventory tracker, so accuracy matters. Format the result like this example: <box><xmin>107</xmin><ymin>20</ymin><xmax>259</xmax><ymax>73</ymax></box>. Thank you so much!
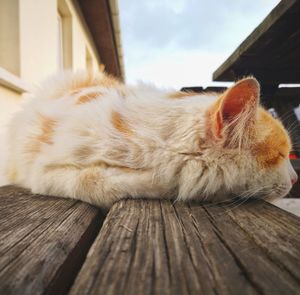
<box><xmin>120</xmin><ymin>0</ymin><xmax>280</xmax><ymax>51</ymax></box>
<box><xmin>119</xmin><ymin>0</ymin><xmax>280</xmax><ymax>87</ymax></box>
<box><xmin>124</xmin><ymin>48</ymin><xmax>233</xmax><ymax>89</ymax></box>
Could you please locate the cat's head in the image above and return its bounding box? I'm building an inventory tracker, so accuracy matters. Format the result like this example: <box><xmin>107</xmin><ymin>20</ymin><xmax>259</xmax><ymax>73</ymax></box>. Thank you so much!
<box><xmin>204</xmin><ymin>77</ymin><xmax>297</xmax><ymax>201</ymax></box>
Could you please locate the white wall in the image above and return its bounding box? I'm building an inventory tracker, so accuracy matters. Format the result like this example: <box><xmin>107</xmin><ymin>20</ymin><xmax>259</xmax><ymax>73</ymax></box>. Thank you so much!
<box><xmin>0</xmin><ymin>0</ymin><xmax>102</xmax><ymax>185</ymax></box>
<box><xmin>0</xmin><ymin>0</ymin><xmax>20</xmax><ymax>75</ymax></box>
<box><xmin>19</xmin><ymin>0</ymin><xmax>59</xmax><ymax>84</ymax></box>
<box><xmin>0</xmin><ymin>85</ymin><xmax>22</xmax><ymax>185</ymax></box>
<box><xmin>72</xmin><ymin>16</ymin><xmax>87</xmax><ymax>71</ymax></box>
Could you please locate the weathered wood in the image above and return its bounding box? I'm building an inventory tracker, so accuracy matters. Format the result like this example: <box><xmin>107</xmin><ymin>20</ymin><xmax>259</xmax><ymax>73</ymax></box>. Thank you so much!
<box><xmin>70</xmin><ymin>199</ymin><xmax>300</xmax><ymax>295</ymax></box>
<box><xmin>213</xmin><ymin>0</ymin><xmax>300</xmax><ymax>84</ymax></box>
<box><xmin>181</xmin><ymin>86</ymin><xmax>227</xmax><ymax>94</ymax></box>
<box><xmin>0</xmin><ymin>185</ymin><xmax>105</xmax><ymax>295</ymax></box>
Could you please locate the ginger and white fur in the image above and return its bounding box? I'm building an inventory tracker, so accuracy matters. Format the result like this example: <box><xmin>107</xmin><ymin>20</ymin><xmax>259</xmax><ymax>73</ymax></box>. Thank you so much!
<box><xmin>5</xmin><ymin>72</ymin><xmax>297</xmax><ymax>207</ymax></box>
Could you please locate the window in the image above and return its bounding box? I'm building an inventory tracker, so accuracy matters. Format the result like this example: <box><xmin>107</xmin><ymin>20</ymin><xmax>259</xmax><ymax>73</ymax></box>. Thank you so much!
<box><xmin>57</xmin><ymin>13</ymin><xmax>64</xmax><ymax>70</ymax></box>
<box><xmin>86</xmin><ymin>48</ymin><xmax>93</xmax><ymax>72</ymax></box>
<box><xmin>57</xmin><ymin>0</ymin><xmax>73</xmax><ymax>70</ymax></box>
<box><xmin>0</xmin><ymin>0</ymin><xmax>20</xmax><ymax>76</ymax></box>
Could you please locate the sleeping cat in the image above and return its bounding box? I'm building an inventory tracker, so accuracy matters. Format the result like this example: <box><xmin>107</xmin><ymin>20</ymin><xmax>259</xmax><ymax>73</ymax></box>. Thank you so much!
<box><xmin>5</xmin><ymin>72</ymin><xmax>298</xmax><ymax>207</ymax></box>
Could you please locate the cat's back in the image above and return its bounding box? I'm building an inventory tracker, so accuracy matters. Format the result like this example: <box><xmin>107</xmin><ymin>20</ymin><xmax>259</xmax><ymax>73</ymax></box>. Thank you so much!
<box><xmin>6</xmin><ymin>71</ymin><xmax>216</xmax><ymax>186</ymax></box>
<box><xmin>9</xmin><ymin>71</ymin><xmax>124</xmax><ymax>133</ymax></box>
<box><xmin>6</xmin><ymin>72</ymin><xmax>126</xmax><ymax>183</ymax></box>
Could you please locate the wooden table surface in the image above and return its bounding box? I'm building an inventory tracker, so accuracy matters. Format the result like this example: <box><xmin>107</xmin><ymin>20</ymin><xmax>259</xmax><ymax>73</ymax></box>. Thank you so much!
<box><xmin>0</xmin><ymin>186</ymin><xmax>105</xmax><ymax>295</ymax></box>
<box><xmin>0</xmin><ymin>186</ymin><xmax>300</xmax><ymax>295</ymax></box>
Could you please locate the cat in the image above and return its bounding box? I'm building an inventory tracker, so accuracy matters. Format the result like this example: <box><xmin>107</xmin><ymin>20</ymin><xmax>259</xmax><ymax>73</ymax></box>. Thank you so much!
<box><xmin>5</xmin><ymin>71</ymin><xmax>298</xmax><ymax>207</ymax></box>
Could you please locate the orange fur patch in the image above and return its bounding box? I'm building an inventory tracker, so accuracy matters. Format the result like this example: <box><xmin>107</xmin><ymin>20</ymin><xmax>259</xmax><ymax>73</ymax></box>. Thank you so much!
<box><xmin>73</xmin><ymin>146</ymin><xmax>94</xmax><ymax>159</ymax></box>
<box><xmin>253</xmin><ymin>109</ymin><xmax>291</xmax><ymax>168</ymax></box>
<box><xmin>76</xmin><ymin>92</ymin><xmax>102</xmax><ymax>105</ymax></box>
<box><xmin>25</xmin><ymin>115</ymin><xmax>57</xmax><ymax>155</ymax></box>
<box><xmin>71</xmin><ymin>73</ymin><xmax>119</xmax><ymax>92</ymax></box>
<box><xmin>80</xmin><ymin>168</ymin><xmax>99</xmax><ymax>187</ymax></box>
<box><xmin>89</xmin><ymin>160</ymin><xmax>146</xmax><ymax>172</ymax></box>
<box><xmin>205</xmin><ymin>96</ymin><xmax>223</xmax><ymax>140</ymax></box>
<box><xmin>168</xmin><ymin>91</ymin><xmax>199</xmax><ymax>99</ymax></box>
<box><xmin>111</xmin><ymin>111</ymin><xmax>133</xmax><ymax>136</ymax></box>
<box><xmin>70</xmin><ymin>90</ymin><xmax>81</xmax><ymax>96</ymax></box>
<box><xmin>221</xmin><ymin>78</ymin><xmax>259</xmax><ymax>120</ymax></box>
<box><xmin>44</xmin><ymin>163</ymin><xmax>80</xmax><ymax>172</ymax></box>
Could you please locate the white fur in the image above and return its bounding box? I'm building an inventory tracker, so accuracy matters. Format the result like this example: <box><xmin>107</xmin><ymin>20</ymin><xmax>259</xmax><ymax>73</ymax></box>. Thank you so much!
<box><xmin>4</xmin><ymin>73</ymin><xmax>294</xmax><ymax>207</ymax></box>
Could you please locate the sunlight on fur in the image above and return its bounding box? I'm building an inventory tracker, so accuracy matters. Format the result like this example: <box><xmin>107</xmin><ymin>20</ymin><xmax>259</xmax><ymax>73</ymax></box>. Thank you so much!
<box><xmin>4</xmin><ymin>71</ymin><xmax>298</xmax><ymax>207</ymax></box>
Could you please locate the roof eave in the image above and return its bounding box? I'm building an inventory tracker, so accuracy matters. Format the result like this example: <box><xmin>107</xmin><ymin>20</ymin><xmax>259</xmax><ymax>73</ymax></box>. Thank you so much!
<box><xmin>76</xmin><ymin>0</ymin><xmax>124</xmax><ymax>80</ymax></box>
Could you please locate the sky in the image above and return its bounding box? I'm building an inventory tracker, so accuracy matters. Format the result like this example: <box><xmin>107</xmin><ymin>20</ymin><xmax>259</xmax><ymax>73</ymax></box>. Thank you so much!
<box><xmin>118</xmin><ymin>0</ymin><xmax>280</xmax><ymax>89</ymax></box>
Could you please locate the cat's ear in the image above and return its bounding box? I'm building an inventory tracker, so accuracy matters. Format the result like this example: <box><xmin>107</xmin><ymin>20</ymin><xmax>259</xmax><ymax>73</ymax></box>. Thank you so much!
<box><xmin>209</xmin><ymin>77</ymin><xmax>260</xmax><ymax>139</ymax></box>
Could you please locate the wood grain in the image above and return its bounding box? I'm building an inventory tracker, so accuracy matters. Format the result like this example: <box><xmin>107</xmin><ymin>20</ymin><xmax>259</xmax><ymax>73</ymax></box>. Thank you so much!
<box><xmin>70</xmin><ymin>199</ymin><xmax>300</xmax><ymax>295</ymax></box>
<box><xmin>0</xmin><ymin>185</ymin><xmax>105</xmax><ymax>295</ymax></box>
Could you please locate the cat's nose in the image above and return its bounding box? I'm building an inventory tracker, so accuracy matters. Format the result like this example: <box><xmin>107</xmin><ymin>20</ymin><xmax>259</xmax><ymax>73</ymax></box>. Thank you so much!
<box><xmin>291</xmin><ymin>174</ymin><xmax>298</xmax><ymax>185</ymax></box>
<box><xmin>288</xmin><ymin>159</ymin><xmax>298</xmax><ymax>185</ymax></box>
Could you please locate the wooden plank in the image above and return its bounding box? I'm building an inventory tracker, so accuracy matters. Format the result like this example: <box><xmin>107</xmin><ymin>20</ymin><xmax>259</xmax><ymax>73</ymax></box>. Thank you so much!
<box><xmin>70</xmin><ymin>199</ymin><xmax>300</xmax><ymax>295</ymax></box>
<box><xmin>0</xmin><ymin>185</ymin><xmax>105</xmax><ymax>295</ymax></box>
<box><xmin>213</xmin><ymin>0</ymin><xmax>300</xmax><ymax>83</ymax></box>
<box><xmin>231</xmin><ymin>69</ymin><xmax>300</xmax><ymax>85</ymax></box>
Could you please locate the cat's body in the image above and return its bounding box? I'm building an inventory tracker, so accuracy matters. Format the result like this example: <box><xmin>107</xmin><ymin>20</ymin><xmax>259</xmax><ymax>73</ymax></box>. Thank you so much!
<box><xmin>5</xmin><ymin>72</ymin><xmax>297</xmax><ymax>207</ymax></box>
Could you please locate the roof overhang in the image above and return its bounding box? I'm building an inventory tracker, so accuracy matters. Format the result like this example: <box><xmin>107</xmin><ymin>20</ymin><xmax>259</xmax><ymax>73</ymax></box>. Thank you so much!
<box><xmin>76</xmin><ymin>0</ymin><xmax>124</xmax><ymax>79</ymax></box>
<box><xmin>213</xmin><ymin>0</ymin><xmax>300</xmax><ymax>85</ymax></box>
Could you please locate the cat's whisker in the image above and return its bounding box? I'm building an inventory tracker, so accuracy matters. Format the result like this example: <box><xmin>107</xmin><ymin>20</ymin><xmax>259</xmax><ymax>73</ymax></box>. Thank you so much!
<box><xmin>278</xmin><ymin>109</ymin><xmax>295</xmax><ymax>121</ymax></box>
<box><xmin>204</xmin><ymin>183</ymin><xmax>275</xmax><ymax>212</ymax></box>
<box><xmin>223</xmin><ymin>186</ymin><xmax>268</xmax><ymax>212</ymax></box>
<box><xmin>208</xmin><ymin>191</ymin><xmax>253</xmax><ymax>210</ymax></box>
<box><xmin>226</xmin><ymin>195</ymin><xmax>253</xmax><ymax>211</ymax></box>
<box><xmin>204</xmin><ymin>195</ymin><xmax>253</xmax><ymax>220</ymax></box>
<box><xmin>287</xmin><ymin>120</ymin><xmax>300</xmax><ymax>133</ymax></box>
<box><xmin>281</xmin><ymin>113</ymin><xmax>294</xmax><ymax>122</ymax></box>
<box><xmin>278</xmin><ymin>110</ymin><xmax>290</xmax><ymax>120</ymax></box>
<box><xmin>288</xmin><ymin>126</ymin><xmax>300</xmax><ymax>137</ymax></box>
<box><xmin>228</xmin><ymin>190</ymin><xmax>257</xmax><ymax>210</ymax></box>
<box><xmin>204</xmin><ymin>195</ymin><xmax>239</xmax><ymax>208</ymax></box>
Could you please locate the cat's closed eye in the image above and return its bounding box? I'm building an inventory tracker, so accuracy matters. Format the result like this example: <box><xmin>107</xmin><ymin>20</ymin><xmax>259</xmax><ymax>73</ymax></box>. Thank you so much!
<box><xmin>279</xmin><ymin>152</ymin><xmax>286</xmax><ymax>159</ymax></box>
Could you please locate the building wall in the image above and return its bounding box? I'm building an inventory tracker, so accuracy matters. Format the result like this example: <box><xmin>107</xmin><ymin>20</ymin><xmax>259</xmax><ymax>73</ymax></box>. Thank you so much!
<box><xmin>19</xmin><ymin>0</ymin><xmax>59</xmax><ymax>84</ymax></box>
<box><xmin>17</xmin><ymin>0</ymin><xmax>100</xmax><ymax>84</ymax></box>
<box><xmin>0</xmin><ymin>85</ymin><xmax>22</xmax><ymax>185</ymax></box>
<box><xmin>0</xmin><ymin>0</ymin><xmax>20</xmax><ymax>76</ymax></box>
<box><xmin>72</xmin><ymin>16</ymin><xmax>87</xmax><ymax>71</ymax></box>
<box><xmin>0</xmin><ymin>0</ymin><xmax>102</xmax><ymax>183</ymax></box>
<box><xmin>66</xmin><ymin>0</ymin><xmax>100</xmax><ymax>73</ymax></box>
<box><xmin>0</xmin><ymin>0</ymin><xmax>101</xmax><ymax>83</ymax></box>
<box><xmin>0</xmin><ymin>0</ymin><xmax>101</xmax><ymax>118</ymax></box>
<box><xmin>0</xmin><ymin>85</ymin><xmax>21</xmax><ymax>136</ymax></box>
